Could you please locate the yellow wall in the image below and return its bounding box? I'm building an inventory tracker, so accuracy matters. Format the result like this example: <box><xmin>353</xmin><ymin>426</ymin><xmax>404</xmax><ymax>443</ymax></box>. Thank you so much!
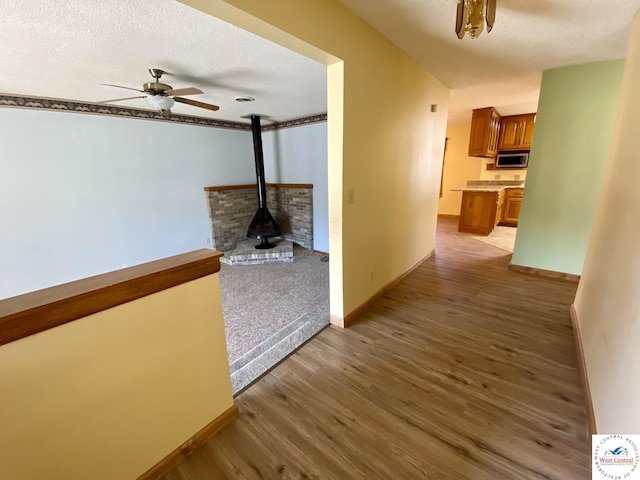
<box><xmin>0</xmin><ymin>275</ymin><xmax>233</xmax><ymax>479</ymax></box>
<box><xmin>478</xmin><ymin>159</ymin><xmax>528</xmax><ymax>182</ymax></box>
<box><xmin>438</xmin><ymin>122</ymin><xmax>482</xmax><ymax>215</ymax></box>
<box><xmin>181</xmin><ymin>0</ymin><xmax>450</xmax><ymax>318</ymax></box>
<box><xmin>573</xmin><ymin>11</ymin><xmax>640</xmax><ymax>433</ymax></box>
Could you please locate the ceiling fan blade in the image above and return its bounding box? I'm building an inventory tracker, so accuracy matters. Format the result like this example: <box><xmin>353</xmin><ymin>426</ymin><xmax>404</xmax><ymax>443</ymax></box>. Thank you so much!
<box><xmin>486</xmin><ymin>0</ymin><xmax>496</xmax><ymax>32</ymax></box>
<box><xmin>99</xmin><ymin>95</ymin><xmax>146</xmax><ymax>104</ymax></box>
<box><xmin>165</xmin><ymin>87</ymin><xmax>203</xmax><ymax>96</ymax></box>
<box><xmin>100</xmin><ymin>83</ymin><xmax>144</xmax><ymax>92</ymax></box>
<box><xmin>160</xmin><ymin>109</ymin><xmax>172</xmax><ymax>119</ymax></box>
<box><xmin>455</xmin><ymin>0</ymin><xmax>464</xmax><ymax>38</ymax></box>
<box><xmin>455</xmin><ymin>0</ymin><xmax>466</xmax><ymax>39</ymax></box>
<box><xmin>173</xmin><ymin>97</ymin><xmax>220</xmax><ymax>111</ymax></box>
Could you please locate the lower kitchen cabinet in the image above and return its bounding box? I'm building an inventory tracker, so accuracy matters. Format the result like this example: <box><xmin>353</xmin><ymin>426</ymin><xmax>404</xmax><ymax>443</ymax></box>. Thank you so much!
<box><xmin>458</xmin><ymin>190</ymin><xmax>505</xmax><ymax>235</ymax></box>
<box><xmin>499</xmin><ymin>188</ymin><xmax>523</xmax><ymax>226</ymax></box>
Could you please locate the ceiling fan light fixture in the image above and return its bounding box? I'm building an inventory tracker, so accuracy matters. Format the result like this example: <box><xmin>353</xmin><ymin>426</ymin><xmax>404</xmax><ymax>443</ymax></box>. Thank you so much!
<box><xmin>101</xmin><ymin>69</ymin><xmax>220</xmax><ymax>113</ymax></box>
<box><xmin>455</xmin><ymin>0</ymin><xmax>496</xmax><ymax>40</ymax></box>
<box><xmin>145</xmin><ymin>95</ymin><xmax>175</xmax><ymax>111</ymax></box>
<box><xmin>465</xmin><ymin>0</ymin><xmax>485</xmax><ymax>38</ymax></box>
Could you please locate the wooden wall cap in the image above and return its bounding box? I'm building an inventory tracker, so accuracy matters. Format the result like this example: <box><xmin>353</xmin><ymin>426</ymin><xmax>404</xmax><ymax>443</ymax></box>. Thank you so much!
<box><xmin>0</xmin><ymin>249</ymin><xmax>223</xmax><ymax>347</ymax></box>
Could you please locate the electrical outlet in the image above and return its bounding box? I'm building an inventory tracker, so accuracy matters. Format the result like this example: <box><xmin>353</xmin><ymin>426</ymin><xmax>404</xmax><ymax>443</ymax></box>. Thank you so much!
<box><xmin>348</xmin><ymin>188</ymin><xmax>355</xmax><ymax>204</ymax></box>
<box><xmin>206</xmin><ymin>237</ymin><xmax>211</xmax><ymax>244</ymax></box>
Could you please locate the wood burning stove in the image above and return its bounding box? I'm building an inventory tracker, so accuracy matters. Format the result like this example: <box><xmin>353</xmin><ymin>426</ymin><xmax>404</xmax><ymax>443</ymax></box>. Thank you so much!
<box><xmin>246</xmin><ymin>115</ymin><xmax>282</xmax><ymax>249</ymax></box>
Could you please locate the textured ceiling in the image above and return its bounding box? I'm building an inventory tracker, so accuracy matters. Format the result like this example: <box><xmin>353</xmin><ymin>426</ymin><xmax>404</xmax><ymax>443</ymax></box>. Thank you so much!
<box><xmin>0</xmin><ymin>0</ymin><xmax>327</xmax><ymax>123</ymax></box>
<box><xmin>341</xmin><ymin>0</ymin><xmax>640</xmax><ymax>119</ymax></box>
<box><xmin>2</xmin><ymin>1</ymin><xmax>638</xmax><ymax>125</ymax></box>
<box><xmin>448</xmin><ymin>72</ymin><xmax>542</xmax><ymax>124</ymax></box>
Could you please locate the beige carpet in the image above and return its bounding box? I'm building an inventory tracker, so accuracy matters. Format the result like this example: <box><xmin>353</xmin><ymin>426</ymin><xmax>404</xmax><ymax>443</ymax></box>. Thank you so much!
<box><xmin>469</xmin><ymin>226</ymin><xmax>517</xmax><ymax>253</ymax></box>
<box><xmin>219</xmin><ymin>253</ymin><xmax>330</xmax><ymax>363</ymax></box>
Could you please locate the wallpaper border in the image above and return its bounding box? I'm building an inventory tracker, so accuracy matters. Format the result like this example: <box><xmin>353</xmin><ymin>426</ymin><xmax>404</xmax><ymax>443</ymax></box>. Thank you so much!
<box><xmin>0</xmin><ymin>94</ymin><xmax>327</xmax><ymax>131</ymax></box>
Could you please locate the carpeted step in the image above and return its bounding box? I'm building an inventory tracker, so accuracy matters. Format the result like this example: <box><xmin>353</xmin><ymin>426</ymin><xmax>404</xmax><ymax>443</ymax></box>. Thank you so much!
<box><xmin>230</xmin><ymin>313</ymin><xmax>329</xmax><ymax>395</ymax></box>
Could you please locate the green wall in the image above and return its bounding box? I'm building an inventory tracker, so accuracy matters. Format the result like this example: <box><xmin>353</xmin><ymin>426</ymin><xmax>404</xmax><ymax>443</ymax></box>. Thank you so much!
<box><xmin>511</xmin><ymin>60</ymin><xmax>625</xmax><ymax>275</ymax></box>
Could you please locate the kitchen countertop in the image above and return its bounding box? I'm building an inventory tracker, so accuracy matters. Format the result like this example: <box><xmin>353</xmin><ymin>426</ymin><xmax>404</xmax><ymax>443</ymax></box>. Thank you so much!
<box><xmin>450</xmin><ymin>186</ymin><xmax>525</xmax><ymax>192</ymax></box>
<box><xmin>451</xmin><ymin>180</ymin><xmax>525</xmax><ymax>193</ymax></box>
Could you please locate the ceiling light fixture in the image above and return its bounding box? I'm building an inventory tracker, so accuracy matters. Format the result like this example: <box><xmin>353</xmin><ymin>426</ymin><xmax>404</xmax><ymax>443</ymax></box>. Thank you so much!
<box><xmin>455</xmin><ymin>0</ymin><xmax>496</xmax><ymax>40</ymax></box>
<box><xmin>145</xmin><ymin>95</ymin><xmax>175</xmax><ymax>111</ymax></box>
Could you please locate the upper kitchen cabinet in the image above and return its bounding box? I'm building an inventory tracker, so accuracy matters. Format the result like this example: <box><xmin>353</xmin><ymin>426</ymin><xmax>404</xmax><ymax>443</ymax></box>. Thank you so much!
<box><xmin>498</xmin><ymin>113</ymin><xmax>536</xmax><ymax>151</ymax></box>
<box><xmin>468</xmin><ymin>107</ymin><xmax>501</xmax><ymax>157</ymax></box>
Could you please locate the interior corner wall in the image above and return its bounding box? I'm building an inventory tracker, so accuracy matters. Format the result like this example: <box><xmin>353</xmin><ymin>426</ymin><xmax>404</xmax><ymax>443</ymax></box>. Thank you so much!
<box><xmin>0</xmin><ymin>108</ymin><xmax>253</xmax><ymax>299</ymax></box>
<box><xmin>573</xmin><ymin>11</ymin><xmax>640</xmax><ymax>434</ymax></box>
<box><xmin>262</xmin><ymin>122</ymin><xmax>329</xmax><ymax>252</ymax></box>
<box><xmin>182</xmin><ymin>0</ymin><xmax>450</xmax><ymax>318</ymax></box>
<box><xmin>511</xmin><ymin>60</ymin><xmax>625</xmax><ymax>275</ymax></box>
<box><xmin>438</xmin><ymin>122</ymin><xmax>482</xmax><ymax>216</ymax></box>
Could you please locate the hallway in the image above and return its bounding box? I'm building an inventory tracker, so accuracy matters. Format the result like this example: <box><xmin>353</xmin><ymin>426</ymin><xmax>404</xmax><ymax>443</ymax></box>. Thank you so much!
<box><xmin>163</xmin><ymin>217</ymin><xmax>590</xmax><ymax>480</ymax></box>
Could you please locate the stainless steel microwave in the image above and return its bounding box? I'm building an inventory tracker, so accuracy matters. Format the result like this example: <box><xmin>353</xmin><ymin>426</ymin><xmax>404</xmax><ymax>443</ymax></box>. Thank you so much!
<box><xmin>496</xmin><ymin>152</ymin><xmax>529</xmax><ymax>168</ymax></box>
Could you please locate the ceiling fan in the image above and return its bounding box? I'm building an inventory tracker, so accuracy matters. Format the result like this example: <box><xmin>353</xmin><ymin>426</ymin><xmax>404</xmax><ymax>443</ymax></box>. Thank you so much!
<box><xmin>100</xmin><ymin>68</ymin><xmax>220</xmax><ymax>116</ymax></box>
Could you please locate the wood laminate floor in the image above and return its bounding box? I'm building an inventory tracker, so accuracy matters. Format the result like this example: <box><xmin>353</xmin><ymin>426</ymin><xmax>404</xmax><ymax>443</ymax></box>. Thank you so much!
<box><xmin>163</xmin><ymin>217</ymin><xmax>590</xmax><ymax>480</ymax></box>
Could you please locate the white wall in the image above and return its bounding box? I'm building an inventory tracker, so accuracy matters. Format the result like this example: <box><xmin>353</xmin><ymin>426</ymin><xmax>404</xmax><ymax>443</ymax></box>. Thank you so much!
<box><xmin>262</xmin><ymin>122</ymin><xmax>329</xmax><ymax>252</ymax></box>
<box><xmin>0</xmin><ymin>108</ymin><xmax>253</xmax><ymax>299</ymax></box>
<box><xmin>573</xmin><ymin>11</ymin><xmax>640</xmax><ymax>433</ymax></box>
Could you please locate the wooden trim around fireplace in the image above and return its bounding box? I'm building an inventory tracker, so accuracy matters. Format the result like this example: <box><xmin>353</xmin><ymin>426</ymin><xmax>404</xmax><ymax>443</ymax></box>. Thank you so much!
<box><xmin>267</xmin><ymin>183</ymin><xmax>314</xmax><ymax>189</ymax></box>
<box><xmin>0</xmin><ymin>249</ymin><xmax>223</xmax><ymax>347</ymax></box>
<box><xmin>204</xmin><ymin>184</ymin><xmax>256</xmax><ymax>192</ymax></box>
<box><xmin>204</xmin><ymin>183</ymin><xmax>313</xmax><ymax>192</ymax></box>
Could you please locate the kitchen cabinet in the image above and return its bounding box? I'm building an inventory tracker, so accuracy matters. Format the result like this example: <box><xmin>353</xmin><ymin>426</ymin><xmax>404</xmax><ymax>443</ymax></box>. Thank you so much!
<box><xmin>498</xmin><ymin>114</ymin><xmax>536</xmax><ymax>151</ymax></box>
<box><xmin>495</xmin><ymin>190</ymin><xmax>506</xmax><ymax>227</ymax></box>
<box><xmin>500</xmin><ymin>188</ymin><xmax>524</xmax><ymax>226</ymax></box>
<box><xmin>468</xmin><ymin>107</ymin><xmax>501</xmax><ymax>157</ymax></box>
<box><xmin>458</xmin><ymin>189</ymin><xmax>505</xmax><ymax>235</ymax></box>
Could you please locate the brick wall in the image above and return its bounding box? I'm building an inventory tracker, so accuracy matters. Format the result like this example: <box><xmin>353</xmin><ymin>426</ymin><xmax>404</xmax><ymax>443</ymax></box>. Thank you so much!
<box><xmin>268</xmin><ymin>188</ymin><xmax>313</xmax><ymax>251</ymax></box>
<box><xmin>205</xmin><ymin>188</ymin><xmax>256</xmax><ymax>252</ymax></box>
<box><xmin>205</xmin><ymin>184</ymin><xmax>313</xmax><ymax>252</ymax></box>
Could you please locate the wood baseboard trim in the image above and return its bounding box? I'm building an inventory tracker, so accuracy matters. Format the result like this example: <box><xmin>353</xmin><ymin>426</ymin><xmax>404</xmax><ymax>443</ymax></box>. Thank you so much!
<box><xmin>138</xmin><ymin>404</ymin><xmax>238</xmax><ymax>479</ymax></box>
<box><xmin>313</xmin><ymin>250</ymin><xmax>329</xmax><ymax>257</ymax></box>
<box><xmin>333</xmin><ymin>249</ymin><xmax>435</xmax><ymax>329</ymax></box>
<box><xmin>437</xmin><ymin>214</ymin><xmax>460</xmax><ymax>219</ymax></box>
<box><xmin>570</xmin><ymin>305</ymin><xmax>597</xmax><ymax>436</ymax></box>
<box><xmin>329</xmin><ymin>314</ymin><xmax>344</xmax><ymax>328</ymax></box>
<box><xmin>508</xmin><ymin>263</ymin><xmax>580</xmax><ymax>282</ymax></box>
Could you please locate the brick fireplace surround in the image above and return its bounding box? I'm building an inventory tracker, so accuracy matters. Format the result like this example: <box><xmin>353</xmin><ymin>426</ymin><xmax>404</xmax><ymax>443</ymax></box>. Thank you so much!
<box><xmin>204</xmin><ymin>183</ymin><xmax>313</xmax><ymax>253</ymax></box>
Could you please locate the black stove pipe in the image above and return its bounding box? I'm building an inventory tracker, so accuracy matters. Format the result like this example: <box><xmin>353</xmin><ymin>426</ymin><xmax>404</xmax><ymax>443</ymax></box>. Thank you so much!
<box><xmin>251</xmin><ymin>115</ymin><xmax>268</xmax><ymax>210</ymax></box>
<box><xmin>246</xmin><ymin>115</ymin><xmax>282</xmax><ymax>249</ymax></box>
